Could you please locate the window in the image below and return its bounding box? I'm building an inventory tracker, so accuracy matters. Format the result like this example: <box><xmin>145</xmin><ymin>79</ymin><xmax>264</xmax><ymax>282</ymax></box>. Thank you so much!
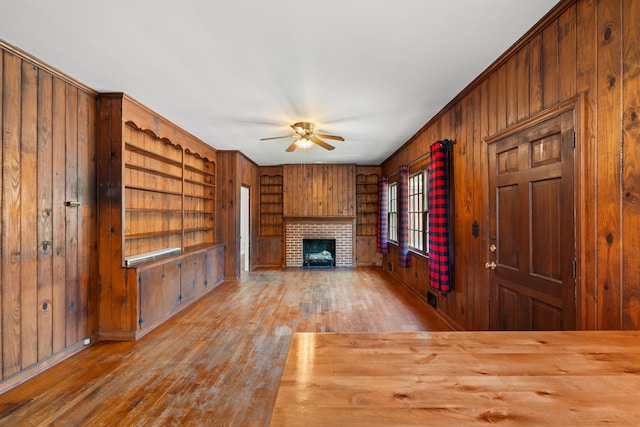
<box><xmin>388</xmin><ymin>182</ymin><xmax>397</xmax><ymax>242</ymax></box>
<box><xmin>408</xmin><ymin>172</ymin><xmax>424</xmax><ymax>251</ymax></box>
<box><xmin>423</xmin><ymin>170</ymin><xmax>429</xmax><ymax>253</ymax></box>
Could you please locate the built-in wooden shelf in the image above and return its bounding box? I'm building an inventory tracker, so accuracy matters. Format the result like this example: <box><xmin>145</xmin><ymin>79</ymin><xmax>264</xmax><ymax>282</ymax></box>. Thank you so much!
<box><xmin>98</xmin><ymin>94</ymin><xmax>223</xmax><ymax>341</ymax></box>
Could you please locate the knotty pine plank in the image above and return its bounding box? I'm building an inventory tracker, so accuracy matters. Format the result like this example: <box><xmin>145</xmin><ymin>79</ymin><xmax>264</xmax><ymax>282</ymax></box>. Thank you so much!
<box><xmin>515</xmin><ymin>45</ymin><xmax>530</xmax><ymax>122</ymax></box>
<box><xmin>37</xmin><ymin>69</ymin><xmax>54</xmax><ymax>360</ymax></box>
<box><xmin>97</xmin><ymin>97</ymin><xmax>114</xmax><ymax>333</ymax></box>
<box><xmin>486</xmin><ymin>71</ymin><xmax>498</xmax><ymax>138</ymax></box>
<box><xmin>2</xmin><ymin>51</ymin><xmax>23</xmax><ymax>379</ymax></box>
<box><xmin>470</xmin><ymin>86</ymin><xmax>487</xmax><ymax>330</ymax></box>
<box><xmin>20</xmin><ymin>60</ymin><xmax>38</xmax><ymax>370</ymax></box>
<box><xmin>76</xmin><ymin>89</ymin><xmax>92</xmax><ymax>340</ymax></box>
<box><xmin>0</xmin><ymin>268</ymin><xmax>451</xmax><ymax>425</ymax></box>
<box><xmin>505</xmin><ymin>54</ymin><xmax>518</xmax><ymax>127</ymax></box>
<box><xmin>529</xmin><ymin>32</ymin><xmax>544</xmax><ymax>115</ymax></box>
<box><xmin>495</xmin><ymin>60</ymin><xmax>507</xmax><ymax>133</ymax></box>
<box><xmin>453</xmin><ymin>100</ymin><xmax>470</xmax><ymax>328</ymax></box>
<box><xmin>575</xmin><ymin>0</ymin><xmax>597</xmax><ymax>330</ymax></box>
<box><xmin>0</xmin><ymin>48</ymin><xmax>3</xmax><ymax>378</ymax></box>
<box><xmin>622</xmin><ymin>0</ymin><xmax>640</xmax><ymax>329</ymax></box>
<box><xmin>65</xmin><ymin>85</ymin><xmax>79</xmax><ymax>346</ymax></box>
<box><xmin>87</xmin><ymin>91</ymin><xmax>99</xmax><ymax>336</ymax></box>
<box><xmin>558</xmin><ymin>4</ymin><xmax>577</xmax><ymax>102</ymax></box>
<box><xmin>596</xmin><ymin>0</ymin><xmax>622</xmax><ymax>329</ymax></box>
<box><xmin>51</xmin><ymin>77</ymin><xmax>67</xmax><ymax>353</ymax></box>
<box><xmin>542</xmin><ymin>18</ymin><xmax>560</xmax><ymax>109</ymax></box>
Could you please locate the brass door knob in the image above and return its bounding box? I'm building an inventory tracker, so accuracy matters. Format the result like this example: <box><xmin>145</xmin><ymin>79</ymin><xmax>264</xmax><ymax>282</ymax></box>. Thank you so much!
<box><xmin>485</xmin><ymin>261</ymin><xmax>497</xmax><ymax>270</ymax></box>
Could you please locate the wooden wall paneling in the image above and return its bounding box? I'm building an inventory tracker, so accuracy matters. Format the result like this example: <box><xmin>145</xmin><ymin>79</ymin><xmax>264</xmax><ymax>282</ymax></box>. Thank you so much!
<box><xmin>496</xmin><ymin>63</ymin><xmax>507</xmax><ymax>132</ymax></box>
<box><xmin>596</xmin><ymin>0</ymin><xmax>622</xmax><ymax>329</ymax></box>
<box><xmin>576</xmin><ymin>0</ymin><xmax>597</xmax><ymax>330</ymax></box>
<box><xmin>2</xmin><ymin>51</ymin><xmax>22</xmax><ymax>378</ymax></box>
<box><xmin>218</xmin><ymin>151</ymin><xmax>239</xmax><ymax>279</ymax></box>
<box><xmin>471</xmin><ymin>85</ymin><xmax>489</xmax><ymax>330</ymax></box>
<box><xmin>37</xmin><ymin>69</ymin><xmax>53</xmax><ymax>360</ymax></box>
<box><xmin>516</xmin><ymin>46</ymin><xmax>531</xmax><ymax>122</ymax></box>
<box><xmin>97</xmin><ymin>96</ymin><xmax>114</xmax><ymax>335</ymax></box>
<box><xmin>20</xmin><ymin>60</ymin><xmax>38</xmax><ymax>370</ymax></box>
<box><xmin>506</xmin><ymin>55</ymin><xmax>518</xmax><ymax>127</ymax></box>
<box><xmin>452</xmin><ymin>101</ymin><xmax>470</xmax><ymax>328</ymax></box>
<box><xmin>622</xmin><ymin>0</ymin><xmax>640</xmax><ymax>329</ymax></box>
<box><xmin>311</xmin><ymin>165</ymin><xmax>319</xmax><ymax>216</ymax></box>
<box><xmin>244</xmin><ymin>155</ymin><xmax>261</xmax><ymax>271</ymax></box>
<box><xmin>0</xmin><ymin>50</ymin><xmax>3</xmax><ymax>374</ymax></box>
<box><xmin>51</xmin><ymin>76</ymin><xmax>67</xmax><ymax>352</ymax></box>
<box><xmin>530</xmin><ymin>33</ymin><xmax>544</xmax><ymax>115</ymax></box>
<box><xmin>65</xmin><ymin>85</ymin><xmax>79</xmax><ymax>346</ymax></box>
<box><xmin>486</xmin><ymin>71</ymin><xmax>498</xmax><ymax>138</ymax></box>
<box><xmin>282</xmin><ymin>164</ymin><xmax>292</xmax><ymax>217</ymax></box>
<box><xmin>558</xmin><ymin>5</ymin><xmax>577</xmax><ymax>101</ymax></box>
<box><xmin>283</xmin><ymin>164</ymin><xmax>355</xmax><ymax>218</ymax></box>
<box><xmin>77</xmin><ymin>90</ymin><xmax>95</xmax><ymax>339</ymax></box>
<box><xmin>542</xmin><ymin>18</ymin><xmax>560</xmax><ymax>109</ymax></box>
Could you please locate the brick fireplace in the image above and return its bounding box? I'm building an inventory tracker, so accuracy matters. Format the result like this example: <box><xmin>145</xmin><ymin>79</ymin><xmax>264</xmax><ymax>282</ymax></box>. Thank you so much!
<box><xmin>284</xmin><ymin>217</ymin><xmax>355</xmax><ymax>267</ymax></box>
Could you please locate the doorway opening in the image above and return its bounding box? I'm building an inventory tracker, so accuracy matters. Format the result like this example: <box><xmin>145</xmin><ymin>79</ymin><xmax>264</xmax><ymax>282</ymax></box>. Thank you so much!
<box><xmin>240</xmin><ymin>186</ymin><xmax>250</xmax><ymax>273</ymax></box>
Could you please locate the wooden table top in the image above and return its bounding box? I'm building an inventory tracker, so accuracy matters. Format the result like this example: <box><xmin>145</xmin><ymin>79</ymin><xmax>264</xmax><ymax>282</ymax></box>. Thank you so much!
<box><xmin>270</xmin><ymin>331</ymin><xmax>640</xmax><ymax>426</ymax></box>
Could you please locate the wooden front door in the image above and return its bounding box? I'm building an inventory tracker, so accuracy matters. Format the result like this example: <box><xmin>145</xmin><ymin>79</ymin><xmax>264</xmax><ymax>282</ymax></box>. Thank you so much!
<box><xmin>488</xmin><ymin>110</ymin><xmax>576</xmax><ymax>330</ymax></box>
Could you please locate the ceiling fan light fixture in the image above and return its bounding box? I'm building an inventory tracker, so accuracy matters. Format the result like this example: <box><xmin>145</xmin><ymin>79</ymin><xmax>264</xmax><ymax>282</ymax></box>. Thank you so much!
<box><xmin>295</xmin><ymin>137</ymin><xmax>313</xmax><ymax>149</ymax></box>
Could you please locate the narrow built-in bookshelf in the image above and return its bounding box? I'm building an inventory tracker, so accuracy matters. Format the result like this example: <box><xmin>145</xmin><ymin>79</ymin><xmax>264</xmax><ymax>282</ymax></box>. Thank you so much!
<box><xmin>259</xmin><ymin>174</ymin><xmax>283</xmax><ymax>236</ymax></box>
<box><xmin>356</xmin><ymin>173</ymin><xmax>379</xmax><ymax>236</ymax></box>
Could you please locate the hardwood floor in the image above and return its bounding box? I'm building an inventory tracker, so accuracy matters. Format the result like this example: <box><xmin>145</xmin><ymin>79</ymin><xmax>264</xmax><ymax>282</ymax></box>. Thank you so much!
<box><xmin>0</xmin><ymin>268</ymin><xmax>452</xmax><ymax>426</ymax></box>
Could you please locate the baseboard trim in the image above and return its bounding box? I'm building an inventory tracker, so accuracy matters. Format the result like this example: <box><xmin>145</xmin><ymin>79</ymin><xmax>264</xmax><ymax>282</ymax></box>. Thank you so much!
<box><xmin>0</xmin><ymin>338</ymin><xmax>93</xmax><ymax>394</ymax></box>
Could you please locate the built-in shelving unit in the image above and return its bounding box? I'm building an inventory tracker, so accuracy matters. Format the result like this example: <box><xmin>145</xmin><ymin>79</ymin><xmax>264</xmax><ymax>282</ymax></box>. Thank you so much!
<box><xmin>356</xmin><ymin>173</ymin><xmax>379</xmax><ymax>236</ymax></box>
<box><xmin>259</xmin><ymin>174</ymin><xmax>283</xmax><ymax>236</ymax></box>
<box><xmin>123</xmin><ymin>127</ymin><xmax>184</xmax><ymax>259</ymax></box>
<box><xmin>98</xmin><ymin>93</ymin><xmax>224</xmax><ymax>341</ymax></box>
<box><xmin>183</xmin><ymin>150</ymin><xmax>216</xmax><ymax>251</ymax></box>
<box><xmin>355</xmin><ymin>167</ymin><xmax>382</xmax><ymax>267</ymax></box>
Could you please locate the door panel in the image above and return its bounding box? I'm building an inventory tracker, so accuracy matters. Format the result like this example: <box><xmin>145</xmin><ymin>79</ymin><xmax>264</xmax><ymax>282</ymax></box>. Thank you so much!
<box><xmin>489</xmin><ymin>110</ymin><xmax>576</xmax><ymax>331</ymax></box>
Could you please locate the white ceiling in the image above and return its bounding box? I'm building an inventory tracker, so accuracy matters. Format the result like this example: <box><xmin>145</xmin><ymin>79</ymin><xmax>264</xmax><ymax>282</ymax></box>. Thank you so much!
<box><xmin>1</xmin><ymin>0</ymin><xmax>559</xmax><ymax>166</ymax></box>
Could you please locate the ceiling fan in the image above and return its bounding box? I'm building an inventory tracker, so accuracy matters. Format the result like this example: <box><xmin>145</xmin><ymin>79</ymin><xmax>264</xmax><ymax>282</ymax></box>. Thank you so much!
<box><xmin>260</xmin><ymin>122</ymin><xmax>345</xmax><ymax>152</ymax></box>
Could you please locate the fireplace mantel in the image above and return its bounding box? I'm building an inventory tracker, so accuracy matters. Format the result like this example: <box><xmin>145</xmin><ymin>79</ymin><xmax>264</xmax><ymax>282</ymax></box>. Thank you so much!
<box><xmin>284</xmin><ymin>216</ymin><xmax>356</xmax><ymax>222</ymax></box>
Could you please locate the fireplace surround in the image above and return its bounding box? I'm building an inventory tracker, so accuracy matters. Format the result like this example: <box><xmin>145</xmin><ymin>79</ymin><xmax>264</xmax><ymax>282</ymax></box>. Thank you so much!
<box><xmin>284</xmin><ymin>217</ymin><xmax>354</xmax><ymax>267</ymax></box>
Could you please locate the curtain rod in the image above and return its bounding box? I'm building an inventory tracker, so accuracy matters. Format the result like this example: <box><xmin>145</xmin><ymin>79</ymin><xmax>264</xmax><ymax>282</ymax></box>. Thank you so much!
<box><xmin>385</xmin><ymin>139</ymin><xmax>453</xmax><ymax>179</ymax></box>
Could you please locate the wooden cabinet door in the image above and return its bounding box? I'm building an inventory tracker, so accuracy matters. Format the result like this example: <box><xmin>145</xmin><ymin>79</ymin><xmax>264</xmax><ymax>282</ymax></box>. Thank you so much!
<box><xmin>138</xmin><ymin>262</ymin><xmax>180</xmax><ymax>329</ymax></box>
<box><xmin>488</xmin><ymin>110</ymin><xmax>576</xmax><ymax>331</ymax></box>
<box><xmin>356</xmin><ymin>236</ymin><xmax>382</xmax><ymax>267</ymax></box>
<box><xmin>180</xmin><ymin>253</ymin><xmax>207</xmax><ymax>304</ymax></box>
<box><xmin>206</xmin><ymin>246</ymin><xmax>224</xmax><ymax>287</ymax></box>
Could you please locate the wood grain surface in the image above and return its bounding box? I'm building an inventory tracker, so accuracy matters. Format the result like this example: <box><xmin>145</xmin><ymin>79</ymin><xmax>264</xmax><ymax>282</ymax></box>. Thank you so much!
<box><xmin>272</xmin><ymin>330</ymin><xmax>640</xmax><ymax>426</ymax></box>
<box><xmin>0</xmin><ymin>268</ymin><xmax>451</xmax><ymax>425</ymax></box>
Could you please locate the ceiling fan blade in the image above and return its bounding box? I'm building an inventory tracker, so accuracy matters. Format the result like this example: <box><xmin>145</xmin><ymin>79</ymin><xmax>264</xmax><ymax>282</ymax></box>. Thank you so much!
<box><xmin>315</xmin><ymin>133</ymin><xmax>345</xmax><ymax>141</ymax></box>
<box><xmin>260</xmin><ymin>134</ymin><xmax>295</xmax><ymax>141</ymax></box>
<box><xmin>285</xmin><ymin>141</ymin><xmax>298</xmax><ymax>152</ymax></box>
<box><xmin>310</xmin><ymin>136</ymin><xmax>335</xmax><ymax>151</ymax></box>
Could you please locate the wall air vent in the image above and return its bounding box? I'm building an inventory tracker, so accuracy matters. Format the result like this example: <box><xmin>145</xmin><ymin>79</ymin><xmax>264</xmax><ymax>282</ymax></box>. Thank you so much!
<box><xmin>427</xmin><ymin>291</ymin><xmax>437</xmax><ymax>309</ymax></box>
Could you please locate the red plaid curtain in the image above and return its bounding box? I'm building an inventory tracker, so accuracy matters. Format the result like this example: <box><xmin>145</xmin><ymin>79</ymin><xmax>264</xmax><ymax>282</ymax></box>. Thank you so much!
<box><xmin>428</xmin><ymin>140</ymin><xmax>452</xmax><ymax>292</ymax></box>
<box><xmin>398</xmin><ymin>165</ymin><xmax>410</xmax><ymax>268</ymax></box>
<box><xmin>377</xmin><ymin>176</ymin><xmax>389</xmax><ymax>254</ymax></box>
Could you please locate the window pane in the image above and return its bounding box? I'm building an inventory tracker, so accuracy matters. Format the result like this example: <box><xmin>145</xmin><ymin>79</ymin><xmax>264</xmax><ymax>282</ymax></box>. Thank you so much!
<box><xmin>408</xmin><ymin>173</ymin><xmax>423</xmax><ymax>250</ymax></box>
<box><xmin>388</xmin><ymin>183</ymin><xmax>398</xmax><ymax>242</ymax></box>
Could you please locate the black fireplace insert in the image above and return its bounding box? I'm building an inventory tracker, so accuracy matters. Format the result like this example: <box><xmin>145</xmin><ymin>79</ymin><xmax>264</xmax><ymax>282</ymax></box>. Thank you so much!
<box><xmin>302</xmin><ymin>238</ymin><xmax>336</xmax><ymax>268</ymax></box>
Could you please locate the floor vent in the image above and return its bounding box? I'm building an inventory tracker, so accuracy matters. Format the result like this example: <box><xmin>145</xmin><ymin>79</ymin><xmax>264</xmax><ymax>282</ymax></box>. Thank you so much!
<box><xmin>427</xmin><ymin>291</ymin><xmax>437</xmax><ymax>309</ymax></box>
